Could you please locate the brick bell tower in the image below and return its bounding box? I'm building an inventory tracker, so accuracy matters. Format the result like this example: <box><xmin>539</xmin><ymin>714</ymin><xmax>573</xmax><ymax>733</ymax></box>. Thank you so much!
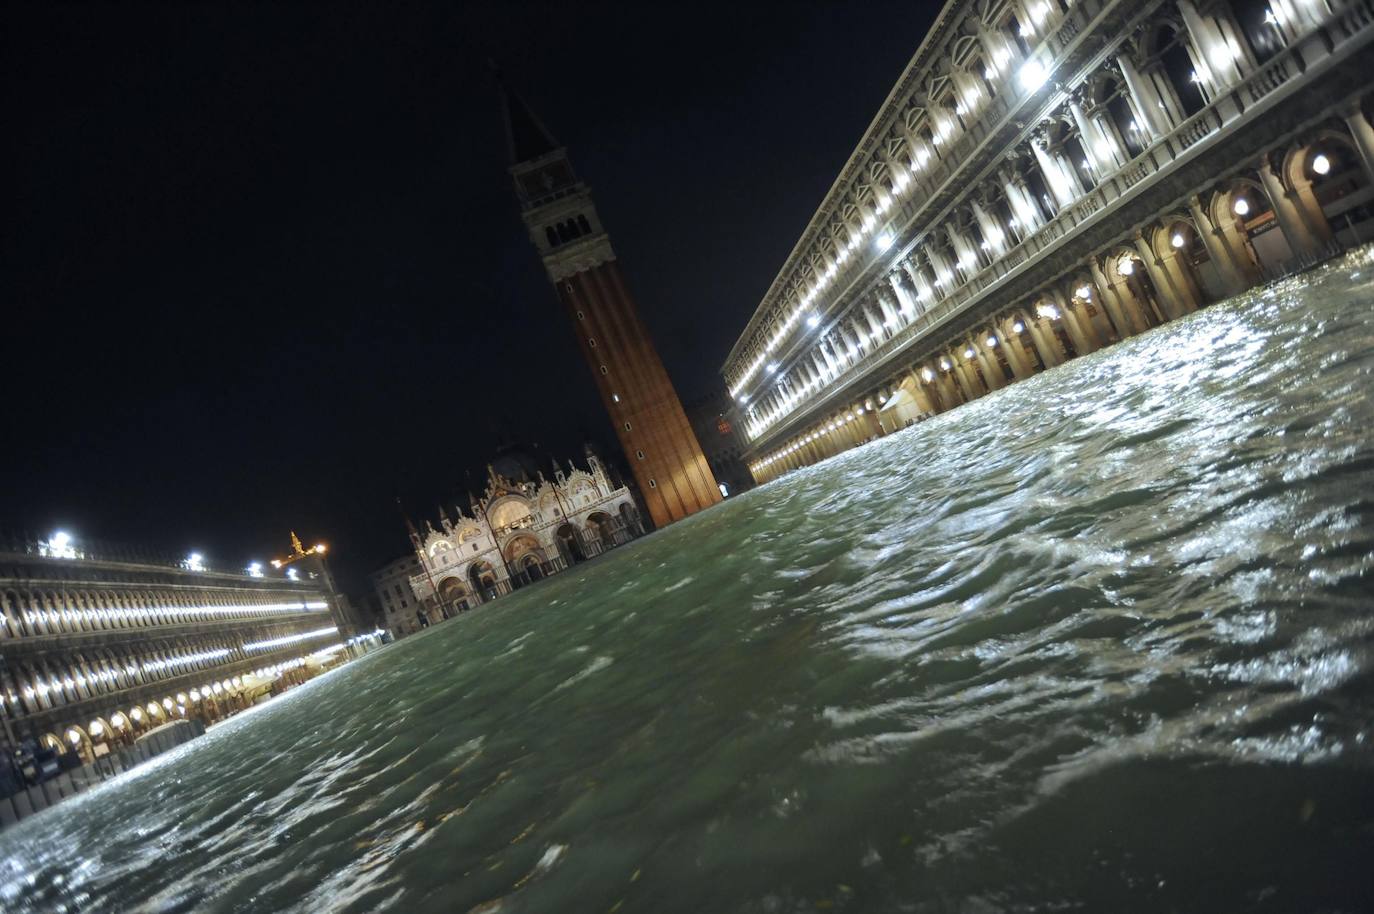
<box><xmin>499</xmin><ymin>81</ymin><xmax>721</xmax><ymax>528</ymax></box>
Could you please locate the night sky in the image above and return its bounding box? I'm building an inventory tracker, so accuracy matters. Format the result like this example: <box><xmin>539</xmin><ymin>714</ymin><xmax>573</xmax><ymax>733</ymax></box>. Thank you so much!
<box><xmin>5</xmin><ymin>2</ymin><xmax>936</xmax><ymax>595</ymax></box>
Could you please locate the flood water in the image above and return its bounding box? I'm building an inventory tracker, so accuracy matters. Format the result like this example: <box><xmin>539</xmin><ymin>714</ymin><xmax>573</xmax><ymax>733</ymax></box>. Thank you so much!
<box><xmin>4</xmin><ymin>250</ymin><xmax>1374</xmax><ymax>913</ymax></box>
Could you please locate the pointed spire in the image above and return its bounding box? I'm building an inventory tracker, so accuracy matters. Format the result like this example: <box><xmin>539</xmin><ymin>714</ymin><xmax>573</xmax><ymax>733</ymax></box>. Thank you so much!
<box><xmin>398</xmin><ymin>497</ymin><xmax>423</xmax><ymax>554</ymax></box>
<box><xmin>493</xmin><ymin>63</ymin><xmax>560</xmax><ymax>165</ymax></box>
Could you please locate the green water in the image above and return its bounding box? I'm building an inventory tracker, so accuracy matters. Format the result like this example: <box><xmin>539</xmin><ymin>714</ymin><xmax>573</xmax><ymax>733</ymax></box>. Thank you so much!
<box><xmin>4</xmin><ymin>251</ymin><xmax>1374</xmax><ymax>912</ymax></box>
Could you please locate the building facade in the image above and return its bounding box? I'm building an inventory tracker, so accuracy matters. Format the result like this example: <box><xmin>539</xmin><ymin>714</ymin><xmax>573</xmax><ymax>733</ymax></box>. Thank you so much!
<box><xmin>684</xmin><ymin>389</ymin><xmax>756</xmax><ymax>498</ymax></box>
<box><xmin>723</xmin><ymin>0</ymin><xmax>1374</xmax><ymax>482</ymax></box>
<box><xmin>370</xmin><ymin>553</ymin><xmax>427</xmax><ymax>638</ymax></box>
<box><xmin>500</xmin><ymin>82</ymin><xmax>723</xmax><ymax>527</ymax></box>
<box><xmin>408</xmin><ymin>450</ymin><xmax>645</xmax><ymax>613</ymax></box>
<box><xmin>0</xmin><ymin>533</ymin><xmax>357</xmax><ymax>772</ymax></box>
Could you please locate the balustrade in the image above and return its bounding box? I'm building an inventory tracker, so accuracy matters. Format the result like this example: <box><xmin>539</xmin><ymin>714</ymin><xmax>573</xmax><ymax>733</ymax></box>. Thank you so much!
<box><xmin>746</xmin><ymin>6</ymin><xmax>1367</xmax><ymax>447</ymax></box>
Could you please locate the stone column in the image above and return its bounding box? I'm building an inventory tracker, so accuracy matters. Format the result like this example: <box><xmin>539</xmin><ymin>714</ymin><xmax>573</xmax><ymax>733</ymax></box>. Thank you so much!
<box><xmin>1048</xmin><ymin>288</ymin><xmax>1097</xmax><ymax>355</ymax></box>
<box><xmin>950</xmin><ymin>352</ymin><xmax>980</xmax><ymax>400</ymax></box>
<box><xmin>862</xmin><ymin>303</ymin><xmax>886</xmax><ymax>344</ymax></box>
<box><xmin>972</xmin><ymin>201</ymin><xmax>1007</xmax><ymax>255</ymax></box>
<box><xmin>1025</xmin><ymin>311</ymin><xmax>1065</xmax><ymax>367</ymax></box>
<box><xmin>1344</xmin><ymin>103</ymin><xmax>1374</xmax><ymax>183</ymax></box>
<box><xmin>996</xmin><ymin>320</ymin><xmax>1033</xmax><ymax>379</ymax></box>
<box><xmin>877</xmin><ymin>286</ymin><xmax>902</xmax><ymax>327</ymax></box>
<box><xmin>1258</xmin><ymin>157</ymin><xmax>1326</xmax><ymax>261</ymax></box>
<box><xmin>1002</xmin><ymin>170</ymin><xmax>1043</xmax><ymax>233</ymax></box>
<box><xmin>1088</xmin><ymin>260</ymin><xmax>1141</xmax><ymax>337</ymax></box>
<box><xmin>1179</xmin><ymin>0</ymin><xmax>1242</xmax><ymax>94</ymax></box>
<box><xmin>972</xmin><ymin>336</ymin><xmax>1005</xmax><ymax>390</ymax></box>
<box><xmin>1187</xmin><ymin>194</ymin><xmax>1247</xmax><ymax>296</ymax></box>
<box><xmin>1159</xmin><ymin>242</ymin><xmax>1206</xmax><ymax>312</ymax></box>
<box><xmin>934</xmin><ymin>361</ymin><xmax>962</xmax><ymax>407</ymax></box>
<box><xmin>1133</xmin><ymin>232</ymin><xmax>1188</xmax><ymax>321</ymax></box>
<box><xmin>947</xmin><ymin>226</ymin><xmax>981</xmax><ymax>276</ymax></box>
<box><xmin>1069</xmin><ymin>99</ymin><xmax>1109</xmax><ymax>173</ymax></box>
<box><xmin>908</xmin><ymin>374</ymin><xmax>938</xmax><ymax>415</ymax></box>
<box><xmin>1072</xmin><ymin>291</ymin><xmax>1110</xmax><ymax>349</ymax></box>
<box><xmin>1033</xmin><ymin>140</ymin><xmax>1078</xmax><ymax>210</ymax></box>
<box><xmin>1090</xmin><ymin>110</ymin><xmax>1128</xmax><ymax>169</ymax></box>
<box><xmin>1117</xmin><ymin>53</ymin><xmax>1173</xmax><ymax>139</ymax></box>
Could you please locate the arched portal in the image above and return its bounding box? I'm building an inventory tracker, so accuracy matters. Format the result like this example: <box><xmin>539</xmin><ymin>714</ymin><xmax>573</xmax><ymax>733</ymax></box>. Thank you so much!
<box><xmin>618</xmin><ymin>502</ymin><xmax>642</xmax><ymax>538</ymax></box>
<box><xmin>503</xmin><ymin>534</ymin><xmax>548</xmax><ymax>588</ymax></box>
<box><xmin>437</xmin><ymin>576</ymin><xmax>469</xmax><ymax>615</ymax></box>
<box><xmin>64</xmin><ymin>724</ymin><xmax>93</xmax><ymax>764</ymax></box>
<box><xmin>586</xmin><ymin>512</ymin><xmax>618</xmax><ymax>549</ymax></box>
<box><xmin>556</xmin><ymin>523</ymin><xmax>586</xmax><ymax>564</ymax></box>
<box><xmin>1284</xmin><ymin>135</ymin><xmax>1372</xmax><ymax>248</ymax></box>
<box><xmin>1214</xmin><ymin>178</ymin><xmax>1289</xmax><ymax>273</ymax></box>
<box><xmin>1105</xmin><ymin>249</ymin><xmax>1168</xmax><ymax>327</ymax></box>
<box><xmin>518</xmin><ymin>553</ymin><xmax>545</xmax><ymax>581</ymax></box>
<box><xmin>468</xmin><ymin>560</ymin><xmax>499</xmax><ymax>602</ymax></box>
<box><xmin>1152</xmin><ymin>219</ymin><xmax>1216</xmax><ymax>306</ymax></box>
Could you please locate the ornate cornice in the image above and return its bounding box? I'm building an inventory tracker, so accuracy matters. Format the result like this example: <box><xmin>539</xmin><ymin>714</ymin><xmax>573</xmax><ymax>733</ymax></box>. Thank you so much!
<box><xmin>542</xmin><ymin>234</ymin><xmax>616</xmax><ymax>282</ymax></box>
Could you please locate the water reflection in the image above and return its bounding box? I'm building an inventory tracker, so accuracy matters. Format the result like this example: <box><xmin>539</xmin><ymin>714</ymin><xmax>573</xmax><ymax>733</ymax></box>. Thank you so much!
<box><xmin>2</xmin><ymin>250</ymin><xmax>1373</xmax><ymax>912</ymax></box>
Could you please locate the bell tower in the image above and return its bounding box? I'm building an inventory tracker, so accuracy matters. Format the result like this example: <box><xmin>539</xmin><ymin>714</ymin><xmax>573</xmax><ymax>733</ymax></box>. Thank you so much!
<box><xmin>499</xmin><ymin>82</ymin><xmax>721</xmax><ymax>528</ymax></box>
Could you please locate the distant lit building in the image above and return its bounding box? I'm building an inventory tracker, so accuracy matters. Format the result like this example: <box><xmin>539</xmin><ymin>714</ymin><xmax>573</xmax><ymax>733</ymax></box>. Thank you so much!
<box><xmin>370</xmin><ymin>553</ymin><xmax>428</xmax><ymax>638</ymax></box>
<box><xmin>0</xmin><ymin>531</ymin><xmax>369</xmax><ymax>773</ymax></box>
<box><xmin>408</xmin><ymin>448</ymin><xmax>644</xmax><ymax>612</ymax></box>
<box><xmin>684</xmin><ymin>389</ymin><xmax>755</xmax><ymax>498</ymax></box>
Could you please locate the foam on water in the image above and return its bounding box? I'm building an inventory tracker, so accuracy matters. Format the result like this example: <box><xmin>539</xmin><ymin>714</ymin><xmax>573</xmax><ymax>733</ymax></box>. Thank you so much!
<box><xmin>3</xmin><ymin>251</ymin><xmax>1374</xmax><ymax>912</ymax></box>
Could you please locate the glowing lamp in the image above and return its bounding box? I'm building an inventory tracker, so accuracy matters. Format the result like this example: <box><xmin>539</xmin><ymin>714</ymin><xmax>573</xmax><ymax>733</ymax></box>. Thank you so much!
<box><xmin>986</xmin><ymin>336</ymin><xmax>998</xmax><ymax>348</ymax></box>
<box><xmin>1312</xmin><ymin>153</ymin><xmax>1330</xmax><ymax>176</ymax></box>
<box><xmin>1171</xmin><ymin>232</ymin><xmax>1186</xmax><ymax>249</ymax></box>
<box><xmin>1019</xmin><ymin>59</ymin><xmax>1048</xmax><ymax>92</ymax></box>
<box><xmin>1012</xmin><ymin>320</ymin><xmax>1026</xmax><ymax>333</ymax></box>
<box><xmin>963</xmin><ymin>347</ymin><xmax>976</xmax><ymax>359</ymax></box>
<box><xmin>1233</xmin><ymin>197</ymin><xmax>1250</xmax><ymax>216</ymax></box>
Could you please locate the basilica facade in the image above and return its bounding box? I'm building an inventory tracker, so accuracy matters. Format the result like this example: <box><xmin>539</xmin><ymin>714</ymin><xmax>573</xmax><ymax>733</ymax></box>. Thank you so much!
<box><xmin>407</xmin><ymin>449</ymin><xmax>644</xmax><ymax>615</ymax></box>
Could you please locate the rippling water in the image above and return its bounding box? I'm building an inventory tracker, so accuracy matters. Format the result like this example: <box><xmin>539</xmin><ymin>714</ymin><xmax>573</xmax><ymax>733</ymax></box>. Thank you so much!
<box><xmin>6</xmin><ymin>251</ymin><xmax>1374</xmax><ymax>913</ymax></box>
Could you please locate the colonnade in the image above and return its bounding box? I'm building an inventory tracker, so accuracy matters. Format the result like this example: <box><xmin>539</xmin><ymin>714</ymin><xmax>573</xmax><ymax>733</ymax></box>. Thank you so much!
<box><xmin>736</xmin><ymin>0</ymin><xmax>1374</xmax><ymax>463</ymax></box>
<box><xmin>751</xmin><ymin>108</ymin><xmax>1374</xmax><ymax>482</ymax></box>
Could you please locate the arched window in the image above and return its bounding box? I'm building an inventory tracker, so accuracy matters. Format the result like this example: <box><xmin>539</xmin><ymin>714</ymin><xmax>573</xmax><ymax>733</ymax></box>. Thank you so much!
<box><xmin>577</xmin><ymin>214</ymin><xmax>591</xmax><ymax>234</ymax></box>
<box><xmin>545</xmin><ymin>226</ymin><xmax>559</xmax><ymax>247</ymax></box>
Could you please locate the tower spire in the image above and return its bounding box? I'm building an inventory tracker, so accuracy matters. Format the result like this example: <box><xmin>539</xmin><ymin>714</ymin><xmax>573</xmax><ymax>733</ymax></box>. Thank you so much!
<box><xmin>494</xmin><ymin>65</ymin><xmax>560</xmax><ymax>165</ymax></box>
<box><xmin>499</xmin><ymin>87</ymin><xmax>723</xmax><ymax>529</ymax></box>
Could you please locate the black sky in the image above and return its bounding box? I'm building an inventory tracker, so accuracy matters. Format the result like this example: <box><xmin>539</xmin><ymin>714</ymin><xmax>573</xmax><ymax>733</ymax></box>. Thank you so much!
<box><xmin>4</xmin><ymin>1</ymin><xmax>937</xmax><ymax>594</ymax></box>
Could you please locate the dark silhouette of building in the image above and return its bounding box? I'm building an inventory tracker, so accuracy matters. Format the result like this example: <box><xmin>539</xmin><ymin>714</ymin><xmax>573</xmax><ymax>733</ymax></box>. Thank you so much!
<box><xmin>684</xmin><ymin>389</ymin><xmax>754</xmax><ymax>499</ymax></box>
